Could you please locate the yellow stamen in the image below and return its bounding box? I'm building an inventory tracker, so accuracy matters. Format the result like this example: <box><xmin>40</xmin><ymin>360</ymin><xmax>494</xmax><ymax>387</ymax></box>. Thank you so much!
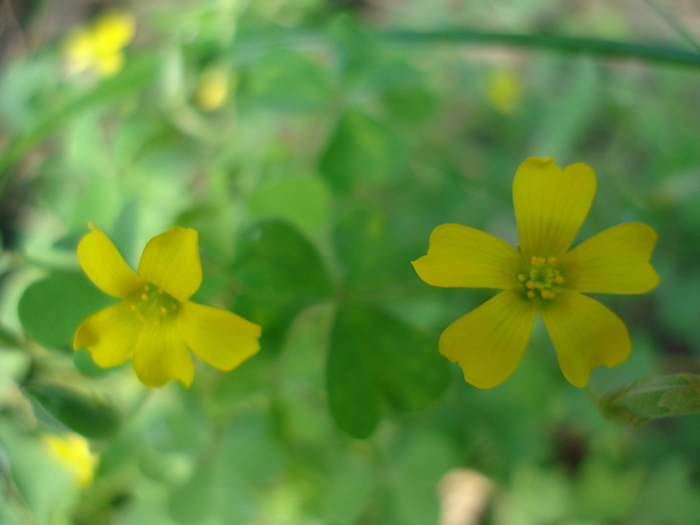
<box><xmin>160</xmin><ymin>307</ymin><xmax>168</xmax><ymax>316</ymax></box>
<box><xmin>526</xmin><ymin>280</ymin><xmax>536</xmax><ymax>289</ymax></box>
<box><xmin>144</xmin><ymin>285</ymin><xmax>150</xmax><ymax>292</ymax></box>
<box><xmin>554</xmin><ymin>274</ymin><xmax>564</xmax><ymax>284</ymax></box>
<box><xmin>547</xmin><ymin>257</ymin><xmax>557</xmax><ymax>265</ymax></box>
<box><xmin>141</xmin><ymin>293</ymin><xmax>148</xmax><ymax>300</ymax></box>
<box><xmin>527</xmin><ymin>290</ymin><xmax>535</xmax><ymax>298</ymax></box>
<box><xmin>517</xmin><ymin>274</ymin><xmax>526</xmax><ymax>281</ymax></box>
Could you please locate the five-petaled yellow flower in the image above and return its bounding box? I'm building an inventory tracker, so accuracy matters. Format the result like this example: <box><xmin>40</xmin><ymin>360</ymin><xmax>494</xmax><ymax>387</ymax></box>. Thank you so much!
<box><xmin>412</xmin><ymin>158</ymin><xmax>659</xmax><ymax>388</ymax></box>
<box><xmin>74</xmin><ymin>223</ymin><xmax>261</xmax><ymax>387</ymax></box>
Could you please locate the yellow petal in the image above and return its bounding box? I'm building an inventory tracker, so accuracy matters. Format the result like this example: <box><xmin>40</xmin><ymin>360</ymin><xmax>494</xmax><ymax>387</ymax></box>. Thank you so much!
<box><xmin>77</xmin><ymin>226</ymin><xmax>144</xmax><ymax>298</ymax></box>
<box><xmin>412</xmin><ymin>223</ymin><xmax>521</xmax><ymax>289</ymax></box>
<box><xmin>539</xmin><ymin>290</ymin><xmax>630</xmax><ymax>387</ymax></box>
<box><xmin>95</xmin><ymin>51</ymin><xmax>124</xmax><ymax>77</ymax></box>
<box><xmin>562</xmin><ymin>222</ymin><xmax>659</xmax><ymax>294</ymax></box>
<box><xmin>513</xmin><ymin>158</ymin><xmax>596</xmax><ymax>260</ymax></box>
<box><xmin>138</xmin><ymin>226</ymin><xmax>202</xmax><ymax>301</ymax></box>
<box><xmin>132</xmin><ymin>317</ymin><xmax>194</xmax><ymax>387</ymax></box>
<box><xmin>179</xmin><ymin>301</ymin><xmax>261</xmax><ymax>371</ymax></box>
<box><xmin>73</xmin><ymin>301</ymin><xmax>139</xmax><ymax>368</ymax></box>
<box><xmin>92</xmin><ymin>11</ymin><xmax>135</xmax><ymax>52</ymax></box>
<box><xmin>440</xmin><ymin>290</ymin><xmax>537</xmax><ymax>389</ymax></box>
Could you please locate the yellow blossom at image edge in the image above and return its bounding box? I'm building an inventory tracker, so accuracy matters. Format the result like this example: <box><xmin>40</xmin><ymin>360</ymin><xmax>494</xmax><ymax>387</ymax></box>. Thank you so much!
<box><xmin>63</xmin><ymin>11</ymin><xmax>135</xmax><ymax>78</ymax></box>
<box><xmin>412</xmin><ymin>157</ymin><xmax>659</xmax><ymax>388</ymax></box>
<box><xmin>43</xmin><ymin>433</ymin><xmax>97</xmax><ymax>487</ymax></box>
<box><xmin>73</xmin><ymin>223</ymin><xmax>261</xmax><ymax>387</ymax></box>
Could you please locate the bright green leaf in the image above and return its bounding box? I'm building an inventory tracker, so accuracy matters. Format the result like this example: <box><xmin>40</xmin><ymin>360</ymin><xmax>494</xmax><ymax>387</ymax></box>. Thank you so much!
<box><xmin>18</xmin><ymin>272</ymin><xmax>113</xmax><ymax>351</ymax></box>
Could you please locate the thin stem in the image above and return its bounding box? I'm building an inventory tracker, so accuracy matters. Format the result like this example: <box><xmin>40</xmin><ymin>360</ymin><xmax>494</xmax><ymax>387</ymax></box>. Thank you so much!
<box><xmin>377</xmin><ymin>28</ymin><xmax>700</xmax><ymax>68</ymax></box>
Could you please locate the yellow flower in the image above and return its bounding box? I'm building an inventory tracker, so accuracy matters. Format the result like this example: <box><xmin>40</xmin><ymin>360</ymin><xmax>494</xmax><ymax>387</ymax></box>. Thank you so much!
<box><xmin>74</xmin><ymin>223</ymin><xmax>261</xmax><ymax>387</ymax></box>
<box><xmin>487</xmin><ymin>68</ymin><xmax>522</xmax><ymax>115</ymax></box>
<box><xmin>195</xmin><ymin>68</ymin><xmax>232</xmax><ymax>112</ymax></box>
<box><xmin>43</xmin><ymin>433</ymin><xmax>97</xmax><ymax>487</ymax></box>
<box><xmin>412</xmin><ymin>158</ymin><xmax>659</xmax><ymax>388</ymax></box>
<box><xmin>63</xmin><ymin>11</ymin><xmax>135</xmax><ymax>78</ymax></box>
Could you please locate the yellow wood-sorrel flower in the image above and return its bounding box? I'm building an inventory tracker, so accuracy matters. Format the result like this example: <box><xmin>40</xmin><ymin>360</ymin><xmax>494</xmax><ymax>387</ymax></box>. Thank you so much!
<box><xmin>412</xmin><ymin>158</ymin><xmax>659</xmax><ymax>389</ymax></box>
<box><xmin>74</xmin><ymin>223</ymin><xmax>261</xmax><ymax>387</ymax></box>
<box><xmin>42</xmin><ymin>433</ymin><xmax>97</xmax><ymax>487</ymax></box>
<box><xmin>63</xmin><ymin>11</ymin><xmax>135</xmax><ymax>78</ymax></box>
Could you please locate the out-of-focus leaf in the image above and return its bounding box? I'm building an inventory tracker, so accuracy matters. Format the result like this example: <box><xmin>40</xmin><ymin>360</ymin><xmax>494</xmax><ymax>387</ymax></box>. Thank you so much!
<box><xmin>530</xmin><ymin>59</ymin><xmax>599</xmax><ymax>160</ymax></box>
<box><xmin>333</xmin><ymin>202</ymin><xmax>416</xmax><ymax>292</ymax></box>
<box><xmin>221</xmin><ymin>411</ymin><xmax>284</xmax><ymax>484</ymax></box>
<box><xmin>388</xmin><ymin>429</ymin><xmax>457</xmax><ymax>525</ymax></box>
<box><xmin>327</xmin><ymin>303</ymin><xmax>382</xmax><ymax>439</ymax></box>
<box><xmin>245</xmin><ymin>48</ymin><xmax>332</xmax><ymax>111</ymax></box>
<box><xmin>600</xmin><ymin>374</ymin><xmax>700</xmax><ymax>425</ymax></box>
<box><xmin>233</xmin><ymin>220</ymin><xmax>334</xmax><ymax>354</ymax></box>
<box><xmin>249</xmin><ymin>175</ymin><xmax>331</xmax><ymax>238</ymax></box>
<box><xmin>374</xmin><ymin>60</ymin><xmax>437</xmax><ymax>125</ymax></box>
<box><xmin>18</xmin><ymin>272</ymin><xmax>113</xmax><ymax>351</ymax></box>
<box><xmin>321</xmin><ymin>452</ymin><xmax>375</xmax><ymax>523</ymax></box>
<box><xmin>109</xmin><ymin>200</ymin><xmax>140</xmax><ymax>264</ymax></box>
<box><xmin>327</xmin><ymin>302</ymin><xmax>450</xmax><ymax>438</ymax></box>
<box><xmin>319</xmin><ymin>109</ymin><xmax>407</xmax><ymax>194</ymax></box>
<box><xmin>25</xmin><ymin>384</ymin><xmax>121</xmax><ymax>439</ymax></box>
<box><xmin>168</xmin><ymin>455</ymin><xmax>218</xmax><ymax>524</ymax></box>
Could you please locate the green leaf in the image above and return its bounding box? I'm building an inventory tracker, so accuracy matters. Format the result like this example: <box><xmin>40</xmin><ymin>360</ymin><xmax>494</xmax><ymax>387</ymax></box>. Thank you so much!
<box><xmin>233</xmin><ymin>220</ymin><xmax>334</xmax><ymax>354</ymax></box>
<box><xmin>327</xmin><ymin>302</ymin><xmax>450</xmax><ymax>438</ymax></box>
<box><xmin>25</xmin><ymin>384</ymin><xmax>121</xmax><ymax>439</ymax></box>
<box><xmin>245</xmin><ymin>48</ymin><xmax>332</xmax><ymax>111</ymax></box>
<box><xmin>327</xmin><ymin>303</ymin><xmax>382</xmax><ymax>439</ymax></box>
<box><xmin>18</xmin><ymin>272</ymin><xmax>113</xmax><ymax>350</ymax></box>
<box><xmin>168</xmin><ymin>455</ymin><xmax>218</xmax><ymax>524</ymax></box>
<box><xmin>373</xmin><ymin>60</ymin><xmax>437</xmax><ymax>125</ymax></box>
<box><xmin>333</xmin><ymin>202</ymin><xmax>416</xmax><ymax>292</ymax></box>
<box><xmin>249</xmin><ymin>175</ymin><xmax>331</xmax><ymax>238</ymax></box>
<box><xmin>599</xmin><ymin>374</ymin><xmax>700</xmax><ymax>425</ymax></box>
<box><xmin>319</xmin><ymin>109</ymin><xmax>407</xmax><ymax>194</ymax></box>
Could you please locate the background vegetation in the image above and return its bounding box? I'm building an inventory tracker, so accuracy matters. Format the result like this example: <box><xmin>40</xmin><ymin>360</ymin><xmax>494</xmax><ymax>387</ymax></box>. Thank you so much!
<box><xmin>1</xmin><ymin>0</ymin><xmax>700</xmax><ymax>523</ymax></box>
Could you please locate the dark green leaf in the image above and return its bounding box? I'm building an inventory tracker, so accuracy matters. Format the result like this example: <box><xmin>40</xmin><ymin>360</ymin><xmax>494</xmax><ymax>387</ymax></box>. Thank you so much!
<box><xmin>327</xmin><ymin>303</ymin><xmax>382</xmax><ymax>439</ymax></box>
<box><xmin>233</xmin><ymin>220</ymin><xmax>334</xmax><ymax>354</ymax></box>
<box><xmin>327</xmin><ymin>302</ymin><xmax>450</xmax><ymax>438</ymax></box>
<box><xmin>333</xmin><ymin>203</ymin><xmax>414</xmax><ymax>291</ymax></box>
<box><xmin>25</xmin><ymin>384</ymin><xmax>121</xmax><ymax>439</ymax></box>
<box><xmin>319</xmin><ymin>109</ymin><xmax>407</xmax><ymax>194</ymax></box>
<box><xmin>18</xmin><ymin>272</ymin><xmax>113</xmax><ymax>350</ymax></box>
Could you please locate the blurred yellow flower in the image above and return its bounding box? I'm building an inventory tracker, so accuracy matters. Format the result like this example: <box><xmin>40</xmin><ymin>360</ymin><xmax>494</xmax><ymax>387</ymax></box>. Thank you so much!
<box><xmin>43</xmin><ymin>433</ymin><xmax>97</xmax><ymax>487</ymax></box>
<box><xmin>63</xmin><ymin>11</ymin><xmax>135</xmax><ymax>78</ymax></box>
<box><xmin>487</xmin><ymin>69</ymin><xmax>521</xmax><ymax>115</ymax></box>
<box><xmin>413</xmin><ymin>158</ymin><xmax>659</xmax><ymax>388</ymax></box>
<box><xmin>74</xmin><ymin>223</ymin><xmax>261</xmax><ymax>387</ymax></box>
<box><xmin>195</xmin><ymin>68</ymin><xmax>232</xmax><ymax>112</ymax></box>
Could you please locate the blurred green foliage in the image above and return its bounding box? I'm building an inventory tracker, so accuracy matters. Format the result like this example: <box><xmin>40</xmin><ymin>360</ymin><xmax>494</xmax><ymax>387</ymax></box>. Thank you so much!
<box><xmin>1</xmin><ymin>0</ymin><xmax>700</xmax><ymax>524</ymax></box>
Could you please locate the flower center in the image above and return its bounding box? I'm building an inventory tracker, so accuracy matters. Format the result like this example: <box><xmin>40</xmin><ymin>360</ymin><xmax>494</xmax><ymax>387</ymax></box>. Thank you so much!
<box><xmin>127</xmin><ymin>283</ymin><xmax>180</xmax><ymax>325</ymax></box>
<box><xmin>517</xmin><ymin>256</ymin><xmax>565</xmax><ymax>300</ymax></box>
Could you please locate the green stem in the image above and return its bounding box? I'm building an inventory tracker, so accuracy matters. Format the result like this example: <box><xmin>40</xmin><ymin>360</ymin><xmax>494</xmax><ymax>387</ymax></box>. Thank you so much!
<box><xmin>378</xmin><ymin>28</ymin><xmax>700</xmax><ymax>68</ymax></box>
